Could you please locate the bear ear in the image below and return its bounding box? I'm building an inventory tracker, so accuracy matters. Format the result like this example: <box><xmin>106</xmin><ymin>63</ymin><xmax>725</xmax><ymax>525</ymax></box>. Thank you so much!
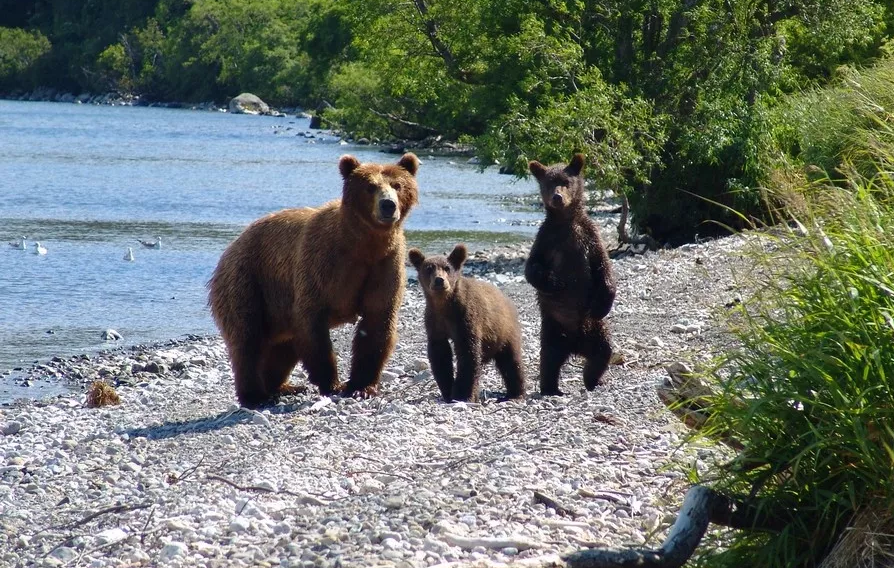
<box><xmin>529</xmin><ymin>160</ymin><xmax>546</xmax><ymax>181</ymax></box>
<box><xmin>397</xmin><ymin>153</ymin><xmax>420</xmax><ymax>176</ymax></box>
<box><xmin>408</xmin><ymin>248</ymin><xmax>425</xmax><ymax>269</ymax></box>
<box><xmin>339</xmin><ymin>155</ymin><xmax>361</xmax><ymax>179</ymax></box>
<box><xmin>566</xmin><ymin>153</ymin><xmax>586</xmax><ymax>177</ymax></box>
<box><xmin>448</xmin><ymin>244</ymin><xmax>467</xmax><ymax>269</ymax></box>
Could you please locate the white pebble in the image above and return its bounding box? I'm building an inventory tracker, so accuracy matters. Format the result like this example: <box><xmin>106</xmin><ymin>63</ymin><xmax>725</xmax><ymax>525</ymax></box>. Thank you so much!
<box><xmin>229</xmin><ymin>517</ymin><xmax>251</xmax><ymax>533</ymax></box>
<box><xmin>158</xmin><ymin>541</ymin><xmax>188</xmax><ymax>561</ymax></box>
<box><xmin>94</xmin><ymin>528</ymin><xmax>127</xmax><ymax>546</ymax></box>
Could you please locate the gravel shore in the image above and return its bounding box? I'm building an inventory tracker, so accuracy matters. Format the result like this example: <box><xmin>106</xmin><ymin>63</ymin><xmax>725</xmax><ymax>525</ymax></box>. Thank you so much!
<box><xmin>0</xmin><ymin>215</ymin><xmax>758</xmax><ymax>567</ymax></box>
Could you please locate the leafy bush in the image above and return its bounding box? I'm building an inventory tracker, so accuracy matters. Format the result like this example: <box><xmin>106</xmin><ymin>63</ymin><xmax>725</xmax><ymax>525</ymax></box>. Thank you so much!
<box><xmin>0</xmin><ymin>27</ymin><xmax>51</xmax><ymax>87</ymax></box>
<box><xmin>475</xmin><ymin>74</ymin><xmax>667</xmax><ymax>188</ymax></box>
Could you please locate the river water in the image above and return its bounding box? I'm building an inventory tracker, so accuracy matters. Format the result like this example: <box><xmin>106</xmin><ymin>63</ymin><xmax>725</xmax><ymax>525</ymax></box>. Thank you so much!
<box><xmin>0</xmin><ymin>100</ymin><xmax>541</xmax><ymax>401</ymax></box>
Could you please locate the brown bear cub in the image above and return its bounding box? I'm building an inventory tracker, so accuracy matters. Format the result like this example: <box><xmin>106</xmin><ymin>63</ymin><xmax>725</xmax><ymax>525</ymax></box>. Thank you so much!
<box><xmin>207</xmin><ymin>153</ymin><xmax>420</xmax><ymax>408</ymax></box>
<box><xmin>409</xmin><ymin>244</ymin><xmax>526</xmax><ymax>402</ymax></box>
<box><xmin>526</xmin><ymin>153</ymin><xmax>616</xmax><ymax>395</ymax></box>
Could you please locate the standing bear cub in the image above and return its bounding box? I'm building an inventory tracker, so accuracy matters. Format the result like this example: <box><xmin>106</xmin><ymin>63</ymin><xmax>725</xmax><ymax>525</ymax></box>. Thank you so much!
<box><xmin>208</xmin><ymin>153</ymin><xmax>420</xmax><ymax>408</ymax></box>
<box><xmin>526</xmin><ymin>153</ymin><xmax>616</xmax><ymax>395</ymax></box>
<box><xmin>409</xmin><ymin>244</ymin><xmax>525</xmax><ymax>402</ymax></box>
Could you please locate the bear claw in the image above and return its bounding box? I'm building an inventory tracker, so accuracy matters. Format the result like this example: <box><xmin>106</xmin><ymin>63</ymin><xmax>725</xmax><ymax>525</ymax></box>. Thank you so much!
<box><xmin>338</xmin><ymin>384</ymin><xmax>379</xmax><ymax>399</ymax></box>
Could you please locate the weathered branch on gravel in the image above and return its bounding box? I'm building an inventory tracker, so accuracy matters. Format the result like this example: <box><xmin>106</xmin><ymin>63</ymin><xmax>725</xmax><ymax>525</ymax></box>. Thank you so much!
<box><xmin>40</xmin><ymin>502</ymin><xmax>152</xmax><ymax>560</ymax></box>
<box><xmin>656</xmin><ymin>362</ymin><xmax>744</xmax><ymax>451</ymax></box>
<box><xmin>205</xmin><ymin>474</ymin><xmax>330</xmax><ymax>506</ymax></box>
<box><xmin>613</xmin><ymin>195</ymin><xmax>660</xmax><ymax>255</ymax></box>
<box><xmin>48</xmin><ymin>502</ymin><xmax>152</xmax><ymax>532</ymax></box>
<box><xmin>440</xmin><ymin>532</ymin><xmax>543</xmax><ymax>551</ymax></box>
<box><xmin>166</xmin><ymin>455</ymin><xmax>206</xmax><ymax>484</ymax></box>
<box><xmin>577</xmin><ymin>489</ymin><xmax>630</xmax><ymax>506</ymax></box>
<box><xmin>534</xmin><ymin>490</ymin><xmax>579</xmax><ymax>518</ymax></box>
<box><xmin>562</xmin><ymin>485</ymin><xmax>790</xmax><ymax>568</ymax></box>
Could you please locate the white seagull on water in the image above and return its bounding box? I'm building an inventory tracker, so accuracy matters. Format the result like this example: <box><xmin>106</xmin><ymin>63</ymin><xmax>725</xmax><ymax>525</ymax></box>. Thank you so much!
<box><xmin>137</xmin><ymin>236</ymin><xmax>162</xmax><ymax>249</ymax></box>
<box><xmin>123</xmin><ymin>247</ymin><xmax>135</xmax><ymax>261</ymax></box>
<box><xmin>8</xmin><ymin>237</ymin><xmax>26</xmax><ymax>250</ymax></box>
<box><xmin>33</xmin><ymin>242</ymin><xmax>47</xmax><ymax>255</ymax></box>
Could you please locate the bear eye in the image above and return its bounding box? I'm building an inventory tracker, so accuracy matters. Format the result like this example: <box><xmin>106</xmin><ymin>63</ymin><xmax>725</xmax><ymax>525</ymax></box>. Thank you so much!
<box><xmin>444</xmin><ymin>266</ymin><xmax>452</xmax><ymax>273</ymax></box>
<box><xmin>367</xmin><ymin>184</ymin><xmax>377</xmax><ymax>194</ymax></box>
<box><xmin>427</xmin><ymin>265</ymin><xmax>435</xmax><ymax>274</ymax></box>
<box><xmin>393</xmin><ymin>182</ymin><xmax>402</xmax><ymax>191</ymax></box>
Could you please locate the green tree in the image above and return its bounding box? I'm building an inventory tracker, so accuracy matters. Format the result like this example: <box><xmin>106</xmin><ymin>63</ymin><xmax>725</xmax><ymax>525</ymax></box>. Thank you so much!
<box><xmin>331</xmin><ymin>0</ymin><xmax>894</xmax><ymax>241</ymax></box>
<box><xmin>0</xmin><ymin>26</ymin><xmax>50</xmax><ymax>87</ymax></box>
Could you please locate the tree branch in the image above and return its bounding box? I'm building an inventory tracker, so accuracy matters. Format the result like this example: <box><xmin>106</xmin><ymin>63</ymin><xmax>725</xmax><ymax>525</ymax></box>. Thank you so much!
<box><xmin>612</xmin><ymin>194</ymin><xmax>660</xmax><ymax>255</ymax></box>
<box><xmin>368</xmin><ymin>108</ymin><xmax>439</xmax><ymax>134</ymax></box>
<box><xmin>411</xmin><ymin>0</ymin><xmax>477</xmax><ymax>83</ymax></box>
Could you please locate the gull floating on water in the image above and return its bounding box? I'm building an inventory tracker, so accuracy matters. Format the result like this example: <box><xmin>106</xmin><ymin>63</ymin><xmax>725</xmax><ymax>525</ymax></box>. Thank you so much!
<box><xmin>123</xmin><ymin>247</ymin><xmax>135</xmax><ymax>261</ymax></box>
<box><xmin>137</xmin><ymin>236</ymin><xmax>162</xmax><ymax>249</ymax></box>
<box><xmin>8</xmin><ymin>237</ymin><xmax>26</xmax><ymax>250</ymax></box>
<box><xmin>33</xmin><ymin>242</ymin><xmax>47</xmax><ymax>255</ymax></box>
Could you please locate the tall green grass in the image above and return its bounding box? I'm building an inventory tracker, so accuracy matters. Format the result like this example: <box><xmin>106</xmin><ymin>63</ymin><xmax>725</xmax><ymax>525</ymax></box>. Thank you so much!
<box><xmin>693</xmin><ymin>124</ymin><xmax>894</xmax><ymax>565</ymax></box>
<box><xmin>777</xmin><ymin>57</ymin><xmax>894</xmax><ymax>182</ymax></box>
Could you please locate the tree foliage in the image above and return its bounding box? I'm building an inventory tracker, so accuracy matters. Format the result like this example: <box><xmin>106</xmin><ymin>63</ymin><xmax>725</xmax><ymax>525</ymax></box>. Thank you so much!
<box><xmin>2</xmin><ymin>0</ymin><xmax>893</xmax><ymax>241</ymax></box>
<box><xmin>0</xmin><ymin>26</ymin><xmax>50</xmax><ymax>86</ymax></box>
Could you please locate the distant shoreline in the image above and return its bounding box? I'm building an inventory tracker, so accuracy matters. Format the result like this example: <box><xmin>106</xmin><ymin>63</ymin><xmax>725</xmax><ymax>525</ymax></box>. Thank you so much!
<box><xmin>0</xmin><ymin>88</ymin><xmax>307</xmax><ymax>116</ymax></box>
<box><xmin>0</xmin><ymin>90</ymin><xmax>478</xmax><ymax>158</ymax></box>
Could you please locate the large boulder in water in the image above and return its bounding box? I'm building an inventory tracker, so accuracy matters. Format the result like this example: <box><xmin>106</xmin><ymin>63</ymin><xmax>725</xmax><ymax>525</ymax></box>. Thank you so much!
<box><xmin>228</xmin><ymin>93</ymin><xmax>270</xmax><ymax>115</ymax></box>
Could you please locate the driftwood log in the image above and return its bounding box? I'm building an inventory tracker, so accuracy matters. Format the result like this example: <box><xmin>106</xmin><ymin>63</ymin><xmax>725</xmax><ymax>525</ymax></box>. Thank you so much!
<box><xmin>611</xmin><ymin>195</ymin><xmax>660</xmax><ymax>257</ymax></box>
<box><xmin>562</xmin><ymin>485</ymin><xmax>790</xmax><ymax>568</ymax></box>
<box><xmin>552</xmin><ymin>364</ymin><xmax>789</xmax><ymax>567</ymax></box>
<box><xmin>656</xmin><ymin>362</ymin><xmax>744</xmax><ymax>451</ymax></box>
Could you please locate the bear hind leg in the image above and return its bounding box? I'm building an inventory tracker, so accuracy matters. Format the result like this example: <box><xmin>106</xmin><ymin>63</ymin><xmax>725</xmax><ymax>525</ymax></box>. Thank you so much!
<box><xmin>494</xmin><ymin>343</ymin><xmax>525</xmax><ymax>400</ymax></box>
<box><xmin>229</xmin><ymin>334</ymin><xmax>269</xmax><ymax>409</ymax></box>
<box><xmin>539</xmin><ymin>318</ymin><xmax>571</xmax><ymax>396</ymax></box>
<box><xmin>260</xmin><ymin>340</ymin><xmax>304</xmax><ymax>398</ymax></box>
<box><xmin>581</xmin><ymin>321</ymin><xmax>612</xmax><ymax>390</ymax></box>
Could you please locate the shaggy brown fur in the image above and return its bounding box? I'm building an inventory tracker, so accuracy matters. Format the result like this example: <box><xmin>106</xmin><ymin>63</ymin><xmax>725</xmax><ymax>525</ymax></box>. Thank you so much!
<box><xmin>526</xmin><ymin>153</ymin><xmax>616</xmax><ymax>395</ymax></box>
<box><xmin>409</xmin><ymin>244</ymin><xmax>525</xmax><ymax>402</ymax></box>
<box><xmin>208</xmin><ymin>153</ymin><xmax>420</xmax><ymax>407</ymax></box>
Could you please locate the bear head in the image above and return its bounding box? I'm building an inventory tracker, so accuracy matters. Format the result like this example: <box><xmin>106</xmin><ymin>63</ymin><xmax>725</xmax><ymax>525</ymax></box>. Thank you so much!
<box><xmin>528</xmin><ymin>153</ymin><xmax>586</xmax><ymax>213</ymax></box>
<box><xmin>408</xmin><ymin>244</ymin><xmax>467</xmax><ymax>299</ymax></box>
<box><xmin>339</xmin><ymin>153</ymin><xmax>420</xmax><ymax>230</ymax></box>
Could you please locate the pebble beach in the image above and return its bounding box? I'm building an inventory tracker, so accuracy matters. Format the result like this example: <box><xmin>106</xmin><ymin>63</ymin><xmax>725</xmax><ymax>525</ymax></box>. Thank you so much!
<box><xmin>0</xmin><ymin>214</ymin><xmax>758</xmax><ymax>567</ymax></box>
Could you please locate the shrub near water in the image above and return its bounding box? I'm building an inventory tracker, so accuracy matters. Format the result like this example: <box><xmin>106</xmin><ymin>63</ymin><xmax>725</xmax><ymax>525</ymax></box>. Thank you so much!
<box><xmin>694</xmin><ymin>155</ymin><xmax>894</xmax><ymax>566</ymax></box>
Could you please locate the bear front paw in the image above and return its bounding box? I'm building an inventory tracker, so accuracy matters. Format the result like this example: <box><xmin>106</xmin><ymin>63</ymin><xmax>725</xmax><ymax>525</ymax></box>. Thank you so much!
<box><xmin>539</xmin><ymin>388</ymin><xmax>566</xmax><ymax>397</ymax></box>
<box><xmin>338</xmin><ymin>383</ymin><xmax>379</xmax><ymax>399</ymax></box>
<box><xmin>279</xmin><ymin>383</ymin><xmax>309</xmax><ymax>396</ymax></box>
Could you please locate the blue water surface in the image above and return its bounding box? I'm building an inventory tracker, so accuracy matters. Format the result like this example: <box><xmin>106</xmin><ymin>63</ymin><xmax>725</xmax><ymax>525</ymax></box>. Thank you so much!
<box><xmin>0</xmin><ymin>100</ymin><xmax>540</xmax><ymax>398</ymax></box>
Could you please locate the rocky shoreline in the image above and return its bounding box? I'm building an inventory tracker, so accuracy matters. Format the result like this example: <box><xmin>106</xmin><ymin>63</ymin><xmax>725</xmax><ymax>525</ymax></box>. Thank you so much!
<box><xmin>0</xmin><ymin>229</ymin><xmax>756</xmax><ymax>567</ymax></box>
<box><xmin>2</xmin><ymin>90</ymin><xmax>480</xmax><ymax>158</ymax></box>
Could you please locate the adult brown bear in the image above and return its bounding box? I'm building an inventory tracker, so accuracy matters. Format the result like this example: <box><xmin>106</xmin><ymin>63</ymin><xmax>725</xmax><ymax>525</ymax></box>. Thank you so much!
<box><xmin>208</xmin><ymin>153</ymin><xmax>420</xmax><ymax>407</ymax></box>
<box><xmin>526</xmin><ymin>153</ymin><xmax>616</xmax><ymax>395</ymax></box>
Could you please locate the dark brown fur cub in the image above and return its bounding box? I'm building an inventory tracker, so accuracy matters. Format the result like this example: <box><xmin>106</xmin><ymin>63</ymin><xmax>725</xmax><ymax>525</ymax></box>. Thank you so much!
<box><xmin>208</xmin><ymin>153</ymin><xmax>420</xmax><ymax>408</ymax></box>
<box><xmin>526</xmin><ymin>153</ymin><xmax>616</xmax><ymax>395</ymax></box>
<box><xmin>408</xmin><ymin>244</ymin><xmax>525</xmax><ymax>402</ymax></box>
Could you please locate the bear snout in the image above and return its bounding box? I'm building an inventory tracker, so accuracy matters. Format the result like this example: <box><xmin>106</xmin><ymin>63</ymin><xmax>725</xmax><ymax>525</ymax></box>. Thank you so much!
<box><xmin>433</xmin><ymin>276</ymin><xmax>446</xmax><ymax>289</ymax></box>
<box><xmin>551</xmin><ymin>192</ymin><xmax>565</xmax><ymax>206</ymax></box>
<box><xmin>379</xmin><ymin>198</ymin><xmax>397</xmax><ymax>220</ymax></box>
